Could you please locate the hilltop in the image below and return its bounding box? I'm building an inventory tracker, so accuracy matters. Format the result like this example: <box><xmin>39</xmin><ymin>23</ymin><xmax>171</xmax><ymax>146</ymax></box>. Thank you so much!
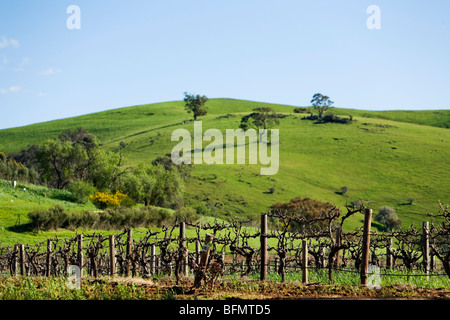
<box><xmin>0</xmin><ymin>99</ymin><xmax>449</xmax><ymax>232</ymax></box>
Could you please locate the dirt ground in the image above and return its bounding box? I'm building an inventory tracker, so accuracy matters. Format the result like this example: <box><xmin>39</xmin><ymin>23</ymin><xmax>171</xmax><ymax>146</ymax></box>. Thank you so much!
<box><xmin>92</xmin><ymin>276</ymin><xmax>450</xmax><ymax>300</ymax></box>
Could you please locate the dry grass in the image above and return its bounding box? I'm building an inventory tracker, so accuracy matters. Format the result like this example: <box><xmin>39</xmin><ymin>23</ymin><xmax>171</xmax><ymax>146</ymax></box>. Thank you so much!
<box><xmin>87</xmin><ymin>276</ymin><xmax>450</xmax><ymax>300</ymax></box>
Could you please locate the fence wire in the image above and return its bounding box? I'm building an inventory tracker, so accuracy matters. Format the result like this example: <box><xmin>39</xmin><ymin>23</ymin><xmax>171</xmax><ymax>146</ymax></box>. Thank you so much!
<box><xmin>0</xmin><ymin>211</ymin><xmax>449</xmax><ymax>284</ymax></box>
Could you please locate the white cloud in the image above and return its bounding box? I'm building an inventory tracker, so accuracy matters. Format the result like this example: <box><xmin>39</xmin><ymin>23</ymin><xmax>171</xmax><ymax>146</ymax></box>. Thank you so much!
<box><xmin>38</xmin><ymin>67</ymin><xmax>61</xmax><ymax>76</ymax></box>
<box><xmin>0</xmin><ymin>85</ymin><xmax>21</xmax><ymax>94</ymax></box>
<box><xmin>38</xmin><ymin>92</ymin><xmax>48</xmax><ymax>97</ymax></box>
<box><xmin>9</xmin><ymin>86</ymin><xmax>20</xmax><ymax>92</ymax></box>
<box><xmin>9</xmin><ymin>39</ymin><xmax>19</xmax><ymax>47</ymax></box>
<box><xmin>0</xmin><ymin>36</ymin><xmax>20</xmax><ymax>49</ymax></box>
<box><xmin>13</xmin><ymin>57</ymin><xmax>30</xmax><ymax>72</ymax></box>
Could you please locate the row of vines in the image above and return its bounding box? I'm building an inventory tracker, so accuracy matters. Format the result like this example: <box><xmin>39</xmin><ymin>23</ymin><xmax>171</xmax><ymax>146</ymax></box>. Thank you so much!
<box><xmin>1</xmin><ymin>204</ymin><xmax>449</xmax><ymax>284</ymax></box>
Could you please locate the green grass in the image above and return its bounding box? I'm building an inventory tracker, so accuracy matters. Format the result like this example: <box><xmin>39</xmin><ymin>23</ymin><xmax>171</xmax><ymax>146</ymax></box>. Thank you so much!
<box><xmin>0</xmin><ymin>276</ymin><xmax>149</xmax><ymax>300</ymax></box>
<box><xmin>0</xmin><ymin>179</ymin><xmax>98</xmax><ymax>246</ymax></box>
<box><xmin>332</xmin><ymin>108</ymin><xmax>450</xmax><ymax>129</ymax></box>
<box><xmin>0</xmin><ymin>268</ymin><xmax>447</xmax><ymax>300</ymax></box>
<box><xmin>0</xmin><ymin>98</ymin><xmax>449</xmax><ymax>238</ymax></box>
<box><xmin>0</xmin><ymin>178</ymin><xmax>264</xmax><ymax>247</ymax></box>
<box><xmin>244</xmin><ymin>269</ymin><xmax>450</xmax><ymax>290</ymax></box>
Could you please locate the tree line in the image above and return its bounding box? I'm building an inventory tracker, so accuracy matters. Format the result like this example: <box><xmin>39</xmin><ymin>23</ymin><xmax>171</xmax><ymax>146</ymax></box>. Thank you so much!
<box><xmin>184</xmin><ymin>91</ymin><xmax>352</xmax><ymax>128</ymax></box>
<box><xmin>1</xmin><ymin>127</ymin><xmax>189</xmax><ymax>210</ymax></box>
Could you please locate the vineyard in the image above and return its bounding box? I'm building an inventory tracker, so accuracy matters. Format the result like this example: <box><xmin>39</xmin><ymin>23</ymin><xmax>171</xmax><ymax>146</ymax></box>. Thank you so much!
<box><xmin>1</xmin><ymin>203</ymin><xmax>449</xmax><ymax>293</ymax></box>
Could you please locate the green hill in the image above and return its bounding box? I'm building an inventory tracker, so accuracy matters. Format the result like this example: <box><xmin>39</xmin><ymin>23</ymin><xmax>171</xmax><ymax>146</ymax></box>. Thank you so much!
<box><xmin>331</xmin><ymin>108</ymin><xmax>450</xmax><ymax>129</ymax></box>
<box><xmin>0</xmin><ymin>99</ymin><xmax>449</xmax><ymax>234</ymax></box>
<box><xmin>0</xmin><ymin>179</ymin><xmax>97</xmax><ymax>246</ymax></box>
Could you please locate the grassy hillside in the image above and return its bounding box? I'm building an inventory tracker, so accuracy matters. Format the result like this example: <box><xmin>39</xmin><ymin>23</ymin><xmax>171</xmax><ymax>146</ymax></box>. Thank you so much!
<box><xmin>0</xmin><ymin>179</ymin><xmax>249</xmax><ymax>247</ymax></box>
<box><xmin>0</xmin><ymin>99</ymin><xmax>449</xmax><ymax>235</ymax></box>
<box><xmin>0</xmin><ymin>179</ymin><xmax>97</xmax><ymax>246</ymax></box>
<box><xmin>331</xmin><ymin>108</ymin><xmax>450</xmax><ymax>129</ymax></box>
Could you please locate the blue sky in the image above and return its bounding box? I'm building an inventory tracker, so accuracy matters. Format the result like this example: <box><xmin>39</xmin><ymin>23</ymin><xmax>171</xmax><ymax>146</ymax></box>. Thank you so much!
<box><xmin>0</xmin><ymin>0</ymin><xmax>449</xmax><ymax>129</ymax></box>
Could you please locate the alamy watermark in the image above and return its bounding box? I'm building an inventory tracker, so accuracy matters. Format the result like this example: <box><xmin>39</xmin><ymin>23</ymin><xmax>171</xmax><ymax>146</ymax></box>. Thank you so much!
<box><xmin>66</xmin><ymin>5</ymin><xmax>81</xmax><ymax>30</ymax></box>
<box><xmin>65</xmin><ymin>4</ymin><xmax>381</xmax><ymax>31</ymax></box>
<box><xmin>366</xmin><ymin>5</ymin><xmax>381</xmax><ymax>30</ymax></box>
<box><xmin>66</xmin><ymin>265</ymin><xmax>81</xmax><ymax>289</ymax></box>
<box><xmin>171</xmin><ymin>121</ymin><xmax>279</xmax><ymax>175</ymax></box>
<box><xmin>367</xmin><ymin>265</ymin><xmax>382</xmax><ymax>289</ymax></box>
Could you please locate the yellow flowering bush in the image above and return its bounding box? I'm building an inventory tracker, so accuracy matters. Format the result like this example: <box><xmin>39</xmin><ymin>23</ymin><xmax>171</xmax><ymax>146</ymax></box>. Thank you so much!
<box><xmin>89</xmin><ymin>191</ymin><xmax>128</xmax><ymax>209</ymax></box>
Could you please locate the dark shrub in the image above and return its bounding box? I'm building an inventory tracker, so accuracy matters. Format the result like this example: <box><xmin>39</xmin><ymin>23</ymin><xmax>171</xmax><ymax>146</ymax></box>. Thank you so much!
<box><xmin>28</xmin><ymin>205</ymin><xmax>175</xmax><ymax>231</ymax></box>
<box><xmin>375</xmin><ymin>206</ymin><xmax>402</xmax><ymax>231</ymax></box>
<box><xmin>293</xmin><ymin>107</ymin><xmax>308</xmax><ymax>113</ymax></box>
<box><xmin>302</xmin><ymin>113</ymin><xmax>353</xmax><ymax>124</ymax></box>
<box><xmin>174</xmin><ymin>206</ymin><xmax>199</xmax><ymax>222</ymax></box>
<box><xmin>28</xmin><ymin>204</ymin><xmax>67</xmax><ymax>231</ymax></box>
<box><xmin>270</xmin><ymin>197</ymin><xmax>338</xmax><ymax>232</ymax></box>
<box><xmin>67</xmin><ymin>180</ymin><xmax>96</xmax><ymax>204</ymax></box>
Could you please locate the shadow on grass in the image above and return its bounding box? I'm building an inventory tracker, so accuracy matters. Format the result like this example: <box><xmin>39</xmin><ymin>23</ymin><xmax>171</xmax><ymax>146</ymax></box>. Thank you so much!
<box><xmin>49</xmin><ymin>193</ymin><xmax>75</xmax><ymax>202</ymax></box>
<box><xmin>6</xmin><ymin>223</ymin><xmax>35</xmax><ymax>233</ymax></box>
<box><xmin>359</xmin><ymin>219</ymin><xmax>386</xmax><ymax>232</ymax></box>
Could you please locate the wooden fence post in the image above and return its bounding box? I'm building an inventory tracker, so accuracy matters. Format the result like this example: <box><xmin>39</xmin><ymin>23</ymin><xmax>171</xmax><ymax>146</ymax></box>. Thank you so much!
<box><xmin>335</xmin><ymin>227</ymin><xmax>342</xmax><ymax>268</ymax></box>
<box><xmin>302</xmin><ymin>239</ymin><xmax>308</xmax><ymax>284</ymax></box>
<box><xmin>179</xmin><ymin>222</ymin><xmax>185</xmax><ymax>246</ymax></box>
<box><xmin>260</xmin><ymin>214</ymin><xmax>268</xmax><ymax>281</ymax></box>
<box><xmin>360</xmin><ymin>208</ymin><xmax>372</xmax><ymax>286</ymax></box>
<box><xmin>422</xmin><ymin>221</ymin><xmax>430</xmax><ymax>278</ymax></box>
<box><xmin>109</xmin><ymin>235</ymin><xmax>116</xmax><ymax>277</ymax></box>
<box><xmin>11</xmin><ymin>245</ymin><xmax>17</xmax><ymax>276</ymax></box>
<box><xmin>195</xmin><ymin>240</ymin><xmax>201</xmax><ymax>265</ymax></box>
<box><xmin>184</xmin><ymin>249</ymin><xmax>189</xmax><ymax>276</ymax></box>
<box><xmin>126</xmin><ymin>229</ymin><xmax>132</xmax><ymax>277</ymax></box>
<box><xmin>179</xmin><ymin>222</ymin><xmax>188</xmax><ymax>276</ymax></box>
<box><xmin>46</xmin><ymin>239</ymin><xmax>52</xmax><ymax>277</ymax></box>
<box><xmin>150</xmin><ymin>244</ymin><xmax>156</xmax><ymax>275</ymax></box>
<box><xmin>194</xmin><ymin>233</ymin><xmax>214</xmax><ymax>287</ymax></box>
<box><xmin>430</xmin><ymin>248</ymin><xmax>435</xmax><ymax>272</ymax></box>
<box><xmin>386</xmin><ymin>237</ymin><xmax>393</xmax><ymax>269</ymax></box>
<box><xmin>155</xmin><ymin>256</ymin><xmax>160</xmax><ymax>276</ymax></box>
<box><xmin>77</xmin><ymin>235</ymin><xmax>83</xmax><ymax>278</ymax></box>
<box><xmin>321</xmin><ymin>247</ymin><xmax>326</xmax><ymax>268</ymax></box>
<box><xmin>199</xmin><ymin>234</ymin><xmax>214</xmax><ymax>267</ymax></box>
<box><xmin>20</xmin><ymin>244</ymin><xmax>25</xmax><ymax>276</ymax></box>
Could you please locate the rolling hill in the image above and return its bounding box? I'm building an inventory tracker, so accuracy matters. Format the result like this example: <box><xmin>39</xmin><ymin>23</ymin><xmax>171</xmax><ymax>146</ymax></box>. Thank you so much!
<box><xmin>0</xmin><ymin>98</ymin><xmax>449</xmax><ymax>233</ymax></box>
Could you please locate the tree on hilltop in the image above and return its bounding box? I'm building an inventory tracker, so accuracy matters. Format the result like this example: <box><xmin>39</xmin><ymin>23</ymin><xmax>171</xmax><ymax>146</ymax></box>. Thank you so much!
<box><xmin>184</xmin><ymin>92</ymin><xmax>208</xmax><ymax>121</ymax></box>
<box><xmin>239</xmin><ymin>107</ymin><xmax>280</xmax><ymax>141</ymax></box>
<box><xmin>311</xmin><ymin>93</ymin><xmax>334</xmax><ymax>118</ymax></box>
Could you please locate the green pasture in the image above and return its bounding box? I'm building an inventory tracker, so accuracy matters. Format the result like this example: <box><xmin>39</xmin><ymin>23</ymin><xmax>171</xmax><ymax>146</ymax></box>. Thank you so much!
<box><xmin>0</xmin><ymin>99</ymin><xmax>449</xmax><ymax>246</ymax></box>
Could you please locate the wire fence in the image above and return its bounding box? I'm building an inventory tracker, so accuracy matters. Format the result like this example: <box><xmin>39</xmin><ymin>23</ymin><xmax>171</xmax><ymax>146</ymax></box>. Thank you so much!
<box><xmin>0</xmin><ymin>204</ymin><xmax>449</xmax><ymax>289</ymax></box>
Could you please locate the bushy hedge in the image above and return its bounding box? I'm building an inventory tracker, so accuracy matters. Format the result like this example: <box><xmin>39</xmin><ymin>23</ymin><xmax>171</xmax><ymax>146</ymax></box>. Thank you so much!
<box><xmin>0</xmin><ymin>153</ymin><xmax>40</xmax><ymax>184</ymax></box>
<box><xmin>270</xmin><ymin>197</ymin><xmax>338</xmax><ymax>232</ymax></box>
<box><xmin>67</xmin><ymin>180</ymin><xmax>97</xmax><ymax>204</ymax></box>
<box><xmin>375</xmin><ymin>206</ymin><xmax>402</xmax><ymax>231</ymax></box>
<box><xmin>89</xmin><ymin>191</ymin><xmax>128</xmax><ymax>209</ymax></box>
<box><xmin>302</xmin><ymin>113</ymin><xmax>353</xmax><ymax>124</ymax></box>
<box><xmin>28</xmin><ymin>205</ymin><xmax>180</xmax><ymax>231</ymax></box>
